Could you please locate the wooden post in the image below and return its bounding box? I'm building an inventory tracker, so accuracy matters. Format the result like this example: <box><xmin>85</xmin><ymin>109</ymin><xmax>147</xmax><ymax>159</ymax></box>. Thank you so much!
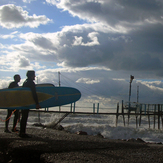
<box><xmin>154</xmin><ymin>104</ymin><xmax>156</xmax><ymax>129</ymax></box>
<box><xmin>139</xmin><ymin>104</ymin><xmax>142</xmax><ymax>126</ymax></box>
<box><xmin>38</xmin><ymin>111</ymin><xmax>40</xmax><ymax>124</ymax></box>
<box><xmin>158</xmin><ymin>104</ymin><xmax>160</xmax><ymax>129</ymax></box>
<box><xmin>58</xmin><ymin>72</ymin><xmax>61</xmax><ymax>112</ymax></box>
<box><xmin>73</xmin><ymin>102</ymin><xmax>76</xmax><ymax>113</ymax></box>
<box><xmin>147</xmin><ymin>104</ymin><xmax>150</xmax><ymax>128</ymax></box>
<box><xmin>122</xmin><ymin>100</ymin><xmax>125</xmax><ymax>126</ymax></box>
<box><xmin>97</xmin><ymin>103</ymin><xmax>99</xmax><ymax>114</ymax></box>
<box><xmin>161</xmin><ymin>105</ymin><xmax>163</xmax><ymax>129</ymax></box>
<box><xmin>116</xmin><ymin>102</ymin><xmax>119</xmax><ymax>127</ymax></box>
<box><xmin>128</xmin><ymin>108</ymin><xmax>130</xmax><ymax>126</ymax></box>
<box><xmin>93</xmin><ymin>103</ymin><xmax>95</xmax><ymax>113</ymax></box>
<box><xmin>70</xmin><ymin>103</ymin><xmax>72</xmax><ymax>112</ymax></box>
<box><xmin>135</xmin><ymin>110</ymin><xmax>138</xmax><ymax>128</ymax></box>
<box><xmin>144</xmin><ymin>104</ymin><xmax>146</xmax><ymax>115</ymax></box>
<box><xmin>135</xmin><ymin>103</ymin><xmax>138</xmax><ymax>128</ymax></box>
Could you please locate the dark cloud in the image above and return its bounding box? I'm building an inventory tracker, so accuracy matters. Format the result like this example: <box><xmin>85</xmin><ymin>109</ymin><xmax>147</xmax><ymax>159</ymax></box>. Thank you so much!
<box><xmin>31</xmin><ymin>36</ymin><xmax>57</xmax><ymax>51</ymax></box>
<box><xmin>52</xmin><ymin>28</ymin><xmax>163</xmax><ymax>73</ymax></box>
<box><xmin>44</xmin><ymin>0</ymin><xmax>163</xmax><ymax>74</ymax></box>
<box><xmin>18</xmin><ymin>57</ymin><xmax>30</xmax><ymax>67</ymax></box>
<box><xmin>55</xmin><ymin>0</ymin><xmax>163</xmax><ymax>27</ymax></box>
<box><xmin>1</xmin><ymin>4</ymin><xmax>25</xmax><ymax>23</ymax></box>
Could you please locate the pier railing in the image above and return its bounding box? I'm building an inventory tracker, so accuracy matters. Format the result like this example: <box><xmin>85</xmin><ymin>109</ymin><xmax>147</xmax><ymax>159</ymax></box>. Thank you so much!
<box><xmin>116</xmin><ymin>101</ymin><xmax>163</xmax><ymax>129</ymax></box>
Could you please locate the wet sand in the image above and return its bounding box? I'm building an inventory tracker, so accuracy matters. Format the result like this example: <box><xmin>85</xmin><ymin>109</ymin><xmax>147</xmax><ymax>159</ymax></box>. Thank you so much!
<box><xmin>0</xmin><ymin>127</ymin><xmax>163</xmax><ymax>163</ymax></box>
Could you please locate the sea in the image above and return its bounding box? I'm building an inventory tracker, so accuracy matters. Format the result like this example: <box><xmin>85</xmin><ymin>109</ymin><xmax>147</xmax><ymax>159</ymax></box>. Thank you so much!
<box><xmin>1</xmin><ymin>106</ymin><xmax>163</xmax><ymax>144</ymax></box>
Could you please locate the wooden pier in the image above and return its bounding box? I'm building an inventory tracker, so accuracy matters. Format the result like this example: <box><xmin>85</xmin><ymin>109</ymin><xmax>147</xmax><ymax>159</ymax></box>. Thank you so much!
<box><xmin>30</xmin><ymin>102</ymin><xmax>163</xmax><ymax>130</ymax></box>
<box><xmin>116</xmin><ymin>101</ymin><xmax>163</xmax><ymax>129</ymax></box>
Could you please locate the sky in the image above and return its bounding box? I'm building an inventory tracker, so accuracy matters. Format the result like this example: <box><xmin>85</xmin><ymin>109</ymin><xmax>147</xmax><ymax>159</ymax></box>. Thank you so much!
<box><xmin>1</xmin><ymin>0</ymin><xmax>163</xmax><ymax>108</ymax></box>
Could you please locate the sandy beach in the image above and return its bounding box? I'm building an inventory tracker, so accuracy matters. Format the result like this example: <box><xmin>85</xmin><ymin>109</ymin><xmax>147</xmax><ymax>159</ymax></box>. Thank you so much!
<box><xmin>0</xmin><ymin>127</ymin><xmax>163</xmax><ymax>163</ymax></box>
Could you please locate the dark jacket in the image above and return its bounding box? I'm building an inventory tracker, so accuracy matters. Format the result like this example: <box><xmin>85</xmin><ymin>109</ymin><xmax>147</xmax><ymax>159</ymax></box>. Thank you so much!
<box><xmin>23</xmin><ymin>78</ymin><xmax>39</xmax><ymax>105</ymax></box>
<box><xmin>8</xmin><ymin>81</ymin><xmax>19</xmax><ymax>89</ymax></box>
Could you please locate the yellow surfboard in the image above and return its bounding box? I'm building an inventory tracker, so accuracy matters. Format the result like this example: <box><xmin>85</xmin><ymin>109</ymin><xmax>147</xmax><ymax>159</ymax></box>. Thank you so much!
<box><xmin>0</xmin><ymin>90</ymin><xmax>53</xmax><ymax>108</ymax></box>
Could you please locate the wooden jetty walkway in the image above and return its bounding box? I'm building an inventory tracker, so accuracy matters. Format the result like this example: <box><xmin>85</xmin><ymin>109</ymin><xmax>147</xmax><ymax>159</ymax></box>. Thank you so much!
<box><xmin>116</xmin><ymin>101</ymin><xmax>163</xmax><ymax>130</ymax></box>
<box><xmin>30</xmin><ymin>101</ymin><xmax>163</xmax><ymax>130</ymax></box>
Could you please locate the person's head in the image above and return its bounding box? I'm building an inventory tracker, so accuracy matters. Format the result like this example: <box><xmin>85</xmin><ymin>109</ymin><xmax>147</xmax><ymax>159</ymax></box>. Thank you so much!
<box><xmin>26</xmin><ymin>70</ymin><xmax>35</xmax><ymax>80</ymax></box>
<box><xmin>14</xmin><ymin>74</ymin><xmax>21</xmax><ymax>83</ymax></box>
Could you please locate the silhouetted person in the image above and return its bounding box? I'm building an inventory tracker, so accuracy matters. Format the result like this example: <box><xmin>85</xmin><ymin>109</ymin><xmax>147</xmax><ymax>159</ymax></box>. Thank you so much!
<box><xmin>19</xmin><ymin>70</ymin><xmax>40</xmax><ymax>138</ymax></box>
<box><xmin>5</xmin><ymin>74</ymin><xmax>21</xmax><ymax>133</ymax></box>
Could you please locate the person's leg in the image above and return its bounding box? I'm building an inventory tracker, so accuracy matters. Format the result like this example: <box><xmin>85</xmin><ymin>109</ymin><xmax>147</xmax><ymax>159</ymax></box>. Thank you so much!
<box><xmin>20</xmin><ymin>109</ymin><xmax>29</xmax><ymax>134</ymax></box>
<box><xmin>12</xmin><ymin>110</ymin><xmax>20</xmax><ymax>131</ymax></box>
<box><xmin>5</xmin><ymin>110</ymin><xmax>12</xmax><ymax>132</ymax></box>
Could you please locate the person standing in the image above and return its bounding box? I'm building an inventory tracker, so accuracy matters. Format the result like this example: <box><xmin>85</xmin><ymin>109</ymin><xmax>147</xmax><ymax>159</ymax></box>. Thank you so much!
<box><xmin>5</xmin><ymin>74</ymin><xmax>21</xmax><ymax>133</ymax></box>
<box><xmin>19</xmin><ymin>70</ymin><xmax>40</xmax><ymax>138</ymax></box>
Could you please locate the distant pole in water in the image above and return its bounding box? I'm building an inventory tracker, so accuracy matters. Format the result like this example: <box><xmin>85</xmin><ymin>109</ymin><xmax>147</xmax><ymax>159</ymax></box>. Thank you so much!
<box><xmin>73</xmin><ymin>102</ymin><xmax>76</xmax><ymax>113</ymax></box>
<box><xmin>58</xmin><ymin>72</ymin><xmax>61</xmax><ymax>112</ymax></box>
<box><xmin>36</xmin><ymin>76</ymin><xmax>40</xmax><ymax>123</ymax></box>
<box><xmin>129</xmin><ymin>75</ymin><xmax>134</xmax><ymax>109</ymax></box>
<box><xmin>93</xmin><ymin>103</ymin><xmax>95</xmax><ymax>113</ymax></box>
<box><xmin>137</xmin><ymin>85</ymin><xmax>139</xmax><ymax>103</ymax></box>
<box><xmin>97</xmin><ymin>103</ymin><xmax>99</xmax><ymax>114</ymax></box>
<box><xmin>58</xmin><ymin>72</ymin><xmax>61</xmax><ymax>87</ymax></box>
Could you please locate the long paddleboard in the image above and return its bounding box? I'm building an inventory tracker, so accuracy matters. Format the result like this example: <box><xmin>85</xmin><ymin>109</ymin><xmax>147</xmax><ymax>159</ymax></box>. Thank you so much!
<box><xmin>0</xmin><ymin>85</ymin><xmax>81</xmax><ymax>110</ymax></box>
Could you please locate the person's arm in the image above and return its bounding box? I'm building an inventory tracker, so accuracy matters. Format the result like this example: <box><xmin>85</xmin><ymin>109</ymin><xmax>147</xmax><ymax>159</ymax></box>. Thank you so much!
<box><xmin>30</xmin><ymin>82</ymin><xmax>39</xmax><ymax>105</ymax></box>
<box><xmin>23</xmin><ymin>79</ymin><xmax>40</xmax><ymax>109</ymax></box>
<box><xmin>30</xmin><ymin>82</ymin><xmax>41</xmax><ymax>109</ymax></box>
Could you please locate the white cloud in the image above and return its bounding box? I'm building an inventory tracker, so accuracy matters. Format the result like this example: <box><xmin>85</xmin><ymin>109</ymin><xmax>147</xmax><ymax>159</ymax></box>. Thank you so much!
<box><xmin>76</xmin><ymin>78</ymin><xmax>100</xmax><ymax>84</ymax></box>
<box><xmin>73</xmin><ymin>32</ymin><xmax>99</xmax><ymax>46</ymax></box>
<box><xmin>0</xmin><ymin>31</ymin><xmax>18</xmax><ymax>39</ymax></box>
<box><xmin>112</xmin><ymin>78</ymin><xmax>126</xmax><ymax>81</ymax></box>
<box><xmin>73</xmin><ymin>36</ymin><xmax>83</xmax><ymax>46</ymax></box>
<box><xmin>0</xmin><ymin>50</ymin><xmax>45</xmax><ymax>72</ymax></box>
<box><xmin>137</xmin><ymin>80</ymin><xmax>163</xmax><ymax>92</ymax></box>
<box><xmin>0</xmin><ymin>79</ymin><xmax>10</xmax><ymax>89</ymax></box>
<box><xmin>0</xmin><ymin>4</ymin><xmax>52</xmax><ymax>29</ymax></box>
<box><xmin>46</xmin><ymin>0</ymin><xmax>58</xmax><ymax>5</ymax></box>
<box><xmin>23</xmin><ymin>0</ymin><xmax>36</xmax><ymax>3</ymax></box>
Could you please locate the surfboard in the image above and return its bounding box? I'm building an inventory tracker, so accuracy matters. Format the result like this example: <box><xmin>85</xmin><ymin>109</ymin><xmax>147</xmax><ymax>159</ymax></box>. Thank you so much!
<box><xmin>36</xmin><ymin>83</ymin><xmax>55</xmax><ymax>87</ymax></box>
<box><xmin>0</xmin><ymin>85</ymin><xmax>81</xmax><ymax>110</ymax></box>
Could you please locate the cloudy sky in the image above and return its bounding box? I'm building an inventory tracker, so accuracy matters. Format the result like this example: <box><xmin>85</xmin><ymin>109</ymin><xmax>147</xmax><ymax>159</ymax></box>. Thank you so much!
<box><xmin>1</xmin><ymin>0</ymin><xmax>163</xmax><ymax>108</ymax></box>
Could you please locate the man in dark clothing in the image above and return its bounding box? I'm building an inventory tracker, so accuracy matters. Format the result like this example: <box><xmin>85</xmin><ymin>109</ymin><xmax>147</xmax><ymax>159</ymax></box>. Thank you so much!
<box><xmin>5</xmin><ymin>74</ymin><xmax>21</xmax><ymax>133</ymax></box>
<box><xmin>19</xmin><ymin>70</ymin><xmax>40</xmax><ymax>138</ymax></box>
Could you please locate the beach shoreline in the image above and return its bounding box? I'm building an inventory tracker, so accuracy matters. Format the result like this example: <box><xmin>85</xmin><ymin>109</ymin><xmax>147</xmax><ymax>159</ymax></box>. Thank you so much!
<box><xmin>0</xmin><ymin>127</ymin><xmax>163</xmax><ymax>163</ymax></box>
